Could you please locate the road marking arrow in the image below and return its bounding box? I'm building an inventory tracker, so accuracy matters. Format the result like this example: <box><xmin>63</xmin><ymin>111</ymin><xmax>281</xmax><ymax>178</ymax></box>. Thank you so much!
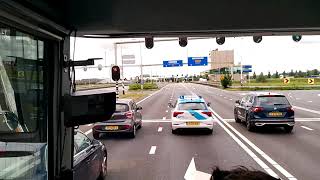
<box><xmin>184</xmin><ymin>157</ymin><xmax>211</xmax><ymax>180</ymax></box>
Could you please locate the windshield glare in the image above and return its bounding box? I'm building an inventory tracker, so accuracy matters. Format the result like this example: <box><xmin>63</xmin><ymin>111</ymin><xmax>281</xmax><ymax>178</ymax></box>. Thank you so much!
<box><xmin>178</xmin><ymin>102</ymin><xmax>207</xmax><ymax>110</ymax></box>
<box><xmin>256</xmin><ymin>96</ymin><xmax>290</xmax><ymax>106</ymax></box>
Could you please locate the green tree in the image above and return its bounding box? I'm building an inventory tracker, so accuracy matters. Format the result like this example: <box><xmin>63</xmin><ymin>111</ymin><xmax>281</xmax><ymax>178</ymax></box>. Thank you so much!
<box><xmin>220</xmin><ymin>73</ymin><xmax>232</xmax><ymax>88</ymax></box>
<box><xmin>312</xmin><ymin>69</ymin><xmax>319</xmax><ymax>75</ymax></box>
<box><xmin>283</xmin><ymin>71</ymin><xmax>286</xmax><ymax>77</ymax></box>
<box><xmin>252</xmin><ymin>72</ymin><xmax>256</xmax><ymax>79</ymax></box>
<box><xmin>256</xmin><ymin>72</ymin><xmax>267</xmax><ymax>83</ymax></box>
<box><xmin>289</xmin><ymin>69</ymin><xmax>294</xmax><ymax>76</ymax></box>
<box><xmin>294</xmin><ymin>70</ymin><xmax>298</xmax><ymax>78</ymax></box>
<box><xmin>267</xmin><ymin>71</ymin><xmax>271</xmax><ymax>78</ymax></box>
<box><xmin>275</xmin><ymin>71</ymin><xmax>279</xmax><ymax>78</ymax></box>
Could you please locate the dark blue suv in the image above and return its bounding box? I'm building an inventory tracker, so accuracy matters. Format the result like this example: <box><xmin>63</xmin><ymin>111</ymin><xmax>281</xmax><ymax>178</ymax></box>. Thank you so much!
<box><xmin>234</xmin><ymin>93</ymin><xmax>295</xmax><ymax>133</ymax></box>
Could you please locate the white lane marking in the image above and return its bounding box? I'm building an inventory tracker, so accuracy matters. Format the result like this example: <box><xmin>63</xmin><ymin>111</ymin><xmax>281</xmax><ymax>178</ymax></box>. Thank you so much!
<box><xmin>223</xmin><ymin>97</ymin><xmax>227</xmax><ymax>99</ymax></box>
<box><xmin>149</xmin><ymin>146</ymin><xmax>157</xmax><ymax>155</ymax></box>
<box><xmin>307</xmin><ymin>101</ymin><xmax>313</xmax><ymax>103</ymax></box>
<box><xmin>87</xmin><ymin>124</ymin><xmax>92</xmax><ymax>126</ymax></box>
<box><xmin>158</xmin><ymin>127</ymin><xmax>163</xmax><ymax>132</ymax></box>
<box><xmin>166</xmin><ymin>110</ymin><xmax>169</xmax><ymax>113</ymax></box>
<box><xmin>293</xmin><ymin>106</ymin><xmax>320</xmax><ymax>115</ymax></box>
<box><xmin>143</xmin><ymin>119</ymin><xmax>171</xmax><ymax>123</ymax></box>
<box><xmin>296</xmin><ymin>98</ymin><xmax>301</xmax><ymax>100</ymax></box>
<box><xmin>318</xmin><ymin>94</ymin><xmax>320</xmax><ymax>97</ymax></box>
<box><xmin>85</xmin><ymin>129</ymin><xmax>92</xmax><ymax>135</ymax></box>
<box><xmin>184</xmin><ymin>157</ymin><xmax>211</xmax><ymax>180</ymax></box>
<box><xmin>137</xmin><ymin>84</ymin><xmax>169</xmax><ymax>105</ymax></box>
<box><xmin>295</xmin><ymin>118</ymin><xmax>320</xmax><ymax>122</ymax></box>
<box><xmin>230</xmin><ymin>99</ymin><xmax>233</xmax><ymax>101</ymax></box>
<box><xmin>210</xmin><ymin>109</ymin><xmax>296</xmax><ymax>180</ymax></box>
<box><xmin>301</xmin><ymin>126</ymin><xmax>314</xmax><ymax>131</ymax></box>
<box><xmin>163</xmin><ymin>117</ymin><xmax>166</xmax><ymax>120</ymax></box>
<box><xmin>208</xmin><ymin>108</ymin><xmax>279</xmax><ymax>179</ymax></box>
<box><xmin>219</xmin><ymin>95</ymin><xmax>222</xmax><ymax>96</ymax></box>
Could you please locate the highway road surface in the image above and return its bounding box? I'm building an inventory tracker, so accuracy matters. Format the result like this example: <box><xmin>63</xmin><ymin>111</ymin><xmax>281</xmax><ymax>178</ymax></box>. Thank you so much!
<box><xmin>80</xmin><ymin>83</ymin><xmax>320</xmax><ymax>180</ymax></box>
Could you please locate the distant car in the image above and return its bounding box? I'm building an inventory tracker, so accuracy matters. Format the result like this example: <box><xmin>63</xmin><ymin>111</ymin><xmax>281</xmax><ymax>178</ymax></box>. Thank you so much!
<box><xmin>234</xmin><ymin>92</ymin><xmax>295</xmax><ymax>133</ymax></box>
<box><xmin>74</xmin><ymin>130</ymin><xmax>107</xmax><ymax>180</ymax></box>
<box><xmin>169</xmin><ymin>95</ymin><xmax>214</xmax><ymax>134</ymax></box>
<box><xmin>92</xmin><ymin>99</ymin><xmax>143</xmax><ymax>138</ymax></box>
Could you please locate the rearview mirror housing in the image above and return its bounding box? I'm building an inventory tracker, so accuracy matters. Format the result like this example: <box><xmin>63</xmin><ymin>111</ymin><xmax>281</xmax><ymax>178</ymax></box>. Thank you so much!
<box><xmin>64</xmin><ymin>91</ymin><xmax>116</xmax><ymax>127</ymax></box>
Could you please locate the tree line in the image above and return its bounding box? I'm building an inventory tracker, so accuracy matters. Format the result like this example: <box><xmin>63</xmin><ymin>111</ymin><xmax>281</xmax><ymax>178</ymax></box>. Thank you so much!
<box><xmin>251</xmin><ymin>69</ymin><xmax>319</xmax><ymax>80</ymax></box>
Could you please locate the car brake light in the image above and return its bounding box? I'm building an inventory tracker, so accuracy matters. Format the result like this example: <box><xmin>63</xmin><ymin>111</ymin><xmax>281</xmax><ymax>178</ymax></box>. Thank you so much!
<box><xmin>287</xmin><ymin>107</ymin><xmax>294</xmax><ymax>113</ymax></box>
<box><xmin>173</xmin><ymin>112</ymin><xmax>184</xmax><ymax>117</ymax></box>
<box><xmin>126</xmin><ymin>112</ymin><xmax>133</xmax><ymax>119</ymax></box>
<box><xmin>201</xmin><ymin>111</ymin><xmax>212</xmax><ymax>117</ymax></box>
<box><xmin>252</xmin><ymin>107</ymin><xmax>264</xmax><ymax>112</ymax></box>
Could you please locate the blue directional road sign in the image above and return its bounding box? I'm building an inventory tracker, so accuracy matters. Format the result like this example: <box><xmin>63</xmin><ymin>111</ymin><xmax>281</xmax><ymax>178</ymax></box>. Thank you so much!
<box><xmin>242</xmin><ymin>65</ymin><xmax>252</xmax><ymax>72</ymax></box>
<box><xmin>188</xmin><ymin>57</ymin><xmax>208</xmax><ymax>66</ymax></box>
<box><xmin>163</xmin><ymin>60</ymin><xmax>183</xmax><ymax>67</ymax></box>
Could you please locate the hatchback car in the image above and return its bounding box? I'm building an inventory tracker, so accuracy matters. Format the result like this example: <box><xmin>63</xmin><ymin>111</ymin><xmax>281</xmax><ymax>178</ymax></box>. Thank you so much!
<box><xmin>92</xmin><ymin>99</ymin><xmax>142</xmax><ymax>138</ymax></box>
<box><xmin>169</xmin><ymin>95</ymin><xmax>214</xmax><ymax>134</ymax></box>
<box><xmin>74</xmin><ymin>130</ymin><xmax>107</xmax><ymax>180</ymax></box>
<box><xmin>234</xmin><ymin>93</ymin><xmax>295</xmax><ymax>132</ymax></box>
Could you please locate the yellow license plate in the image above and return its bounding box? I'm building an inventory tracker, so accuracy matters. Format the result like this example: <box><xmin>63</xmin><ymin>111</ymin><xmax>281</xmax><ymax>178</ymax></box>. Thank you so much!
<box><xmin>269</xmin><ymin>112</ymin><xmax>282</xmax><ymax>117</ymax></box>
<box><xmin>186</xmin><ymin>122</ymin><xmax>200</xmax><ymax>126</ymax></box>
<box><xmin>105</xmin><ymin>126</ymin><xmax>119</xmax><ymax>130</ymax></box>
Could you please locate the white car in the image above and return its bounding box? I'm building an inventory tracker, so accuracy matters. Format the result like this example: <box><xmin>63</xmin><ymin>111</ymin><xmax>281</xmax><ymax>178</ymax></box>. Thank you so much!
<box><xmin>169</xmin><ymin>95</ymin><xmax>214</xmax><ymax>134</ymax></box>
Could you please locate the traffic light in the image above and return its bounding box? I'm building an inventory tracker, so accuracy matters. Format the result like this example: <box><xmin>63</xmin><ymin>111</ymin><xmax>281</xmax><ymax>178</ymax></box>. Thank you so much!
<box><xmin>111</xmin><ymin>66</ymin><xmax>120</xmax><ymax>81</ymax></box>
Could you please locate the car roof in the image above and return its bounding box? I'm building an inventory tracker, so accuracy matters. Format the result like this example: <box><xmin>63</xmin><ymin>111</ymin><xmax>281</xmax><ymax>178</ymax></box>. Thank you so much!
<box><xmin>249</xmin><ymin>92</ymin><xmax>284</xmax><ymax>97</ymax></box>
<box><xmin>116</xmin><ymin>99</ymin><xmax>133</xmax><ymax>104</ymax></box>
<box><xmin>177</xmin><ymin>95</ymin><xmax>205</xmax><ymax>103</ymax></box>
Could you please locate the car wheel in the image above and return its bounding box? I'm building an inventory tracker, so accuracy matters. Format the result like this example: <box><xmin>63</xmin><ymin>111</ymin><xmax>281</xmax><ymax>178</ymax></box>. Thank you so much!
<box><xmin>98</xmin><ymin>152</ymin><xmax>107</xmax><ymax>180</ymax></box>
<box><xmin>93</xmin><ymin>130</ymin><xmax>100</xmax><ymax>139</ymax></box>
<box><xmin>172</xmin><ymin>129</ymin><xmax>177</xmax><ymax>134</ymax></box>
<box><xmin>246</xmin><ymin>117</ymin><xmax>255</xmax><ymax>132</ymax></box>
<box><xmin>137</xmin><ymin>121</ymin><xmax>142</xmax><ymax>129</ymax></box>
<box><xmin>208</xmin><ymin>129</ymin><xmax>213</xmax><ymax>134</ymax></box>
<box><xmin>129</xmin><ymin>125</ymin><xmax>136</xmax><ymax>138</ymax></box>
<box><xmin>234</xmin><ymin>111</ymin><xmax>241</xmax><ymax>123</ymax></box>
<box><xmin>284</xmin><ymin>126</ymin><xmax>293</xmax><ymax>133</ymax></box>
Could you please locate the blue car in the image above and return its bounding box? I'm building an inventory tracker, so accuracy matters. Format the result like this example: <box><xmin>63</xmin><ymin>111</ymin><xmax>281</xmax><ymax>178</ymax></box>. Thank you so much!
<box><xmin>74</xmin><ymin>130</ymin><xmax>107</xmax><ymax>180</ymax></box>
<box><xmin>234</xmin><ymin>93</ymin><xmax>295</xmax><ymax>133</ymax></box>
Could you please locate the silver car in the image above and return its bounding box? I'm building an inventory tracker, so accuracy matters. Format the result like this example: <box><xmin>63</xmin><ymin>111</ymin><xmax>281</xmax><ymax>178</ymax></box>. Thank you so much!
<box><xmin>92</xmin><ymin>99</ymin><xmax>142</xmax><ymax>138</ymax></box>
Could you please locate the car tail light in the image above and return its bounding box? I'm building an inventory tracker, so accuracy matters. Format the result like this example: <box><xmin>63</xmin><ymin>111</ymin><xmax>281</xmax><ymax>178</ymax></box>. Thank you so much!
<box><xmin>125</xmin><ymin>112</ymin><xmax>133</xmax><ymax>119</ymax></box>
<box><xmin>287</xmin><ymin>107</ymin><xmax>294</xmax><ymax>113</ymax></box>
<box><xmin>201</xmin><ymin>111</ymin><xmax>212</xmax><ymax>117</ymax></box>
<box><xmin>252</xmin><ymin>107</ymin><xmax>264</xmax><ymax>112</ymax></box>
<box><xmin>173</xmin><ymin>112</ymin><xmax>184</xmax><ymax>117</ymax></box>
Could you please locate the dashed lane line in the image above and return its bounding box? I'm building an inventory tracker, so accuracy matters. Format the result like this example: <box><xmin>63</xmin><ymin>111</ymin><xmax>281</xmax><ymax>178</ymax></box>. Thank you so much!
<box><xmin>158</xmin><ymin>127</ymin><xmax>163</xmax><ymax>132</ymax></box>
<box><xmin>85</xmin><ymin>129</ymin><xmax>92</xmax><ymax>135</ymax></box>
<box><xmin>293</xmin><ymin>106</ymin><xmax>320</xmax><ymax>115</ymax></box>
<box><xmin>162</xmin><ymin>117</ymin><xmax>166</xmax><ymax>120</ymax></box>
<box><xmin>149</xmin><ymin>146</ymin><xmax>157</xmax><ymax>155</ymax></box>
<box><xmin>301</xmin><ymin>126</ymin><xmax>314</xmax><ymax>131</ymax></box>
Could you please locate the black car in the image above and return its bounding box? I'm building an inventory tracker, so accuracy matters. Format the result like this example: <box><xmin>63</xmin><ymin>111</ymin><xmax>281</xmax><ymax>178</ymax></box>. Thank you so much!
<box><xmin>234</xmin><ymin>93</ymin><xmax>295</xmax><ymax>133</ymax></box>
<box><xmin>92</xmin><ymin>99</ymin><xmax>143</xmax><ymax>138</ymax></box>
<box><xmin>74</xmin><ymin>130</ymin><xmax>107</xmax><ymax>180</ymax></box>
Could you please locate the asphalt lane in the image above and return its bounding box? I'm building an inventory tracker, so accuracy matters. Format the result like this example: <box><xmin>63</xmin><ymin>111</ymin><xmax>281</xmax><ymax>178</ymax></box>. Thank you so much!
<box><xmin>185</xmin><ymin>83</ymin><xmax>320</xmax><ymax>180</ymax></box>
<box><xmin>79</xmin><ymin>83</ymin><xmax>320</xmax><ymax>180</ymax></box>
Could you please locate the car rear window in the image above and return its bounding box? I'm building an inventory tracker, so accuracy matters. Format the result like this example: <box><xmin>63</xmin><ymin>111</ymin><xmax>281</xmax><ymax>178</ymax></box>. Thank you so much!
<box><xmin>256</xmin><ymin>96</ymin><xmax>290</xmax><ymax>106</ymax></box>
<box><xmin>115</xmin><ymin>104</ymin><xmax>129</xmax><ymax>112</ymax></box>
<box><xmin>178</xmin><ymin>102</ymin><xmax>207</xmax><ymax>110</ymax></box>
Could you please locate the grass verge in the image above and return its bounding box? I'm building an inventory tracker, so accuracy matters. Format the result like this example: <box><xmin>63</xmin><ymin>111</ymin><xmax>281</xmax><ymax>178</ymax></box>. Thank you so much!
<box><xmin>119</xmin><ymin>90</ymin><xmax>156</xmax><ymax>102</ymax></box>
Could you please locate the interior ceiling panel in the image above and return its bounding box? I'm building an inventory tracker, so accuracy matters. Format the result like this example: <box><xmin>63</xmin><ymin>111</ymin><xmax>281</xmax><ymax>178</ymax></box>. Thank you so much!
<box><xmin>10</xmin><ymin>0</ymin><xmax>320</xmax><ymax>37</ymax></box>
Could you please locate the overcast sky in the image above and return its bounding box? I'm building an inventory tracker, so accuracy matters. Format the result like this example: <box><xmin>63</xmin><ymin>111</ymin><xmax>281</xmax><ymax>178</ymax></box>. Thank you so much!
<box><xmin>71</xmin><ymin>36</ymin><xmax>320</xmax><ymax>80</ymax></box>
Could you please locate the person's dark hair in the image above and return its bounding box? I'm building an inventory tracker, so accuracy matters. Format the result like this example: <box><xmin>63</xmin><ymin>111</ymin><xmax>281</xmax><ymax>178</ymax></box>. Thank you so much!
<box><xmin>211</xmin><ymin>166</ymin><xmax>280</xmax><ymax>180</ymax></box>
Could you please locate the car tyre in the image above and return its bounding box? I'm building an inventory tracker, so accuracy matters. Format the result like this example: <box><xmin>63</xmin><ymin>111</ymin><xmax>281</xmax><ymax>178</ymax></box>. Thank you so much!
<box><xmin>137</xmin><ymin>121</ymin><xmax>142</xmax><ymax>129</ymax></box>
<box><xmin>98</xmin><ymin>152</ymin><xmax>107</xmax><ymax>180</ymax></box>
<box><xmin>246</xmin><ymin>117</ymin><xmax>255</xmax><ymax>132</ymax></box>
<box><xmin>172</xmin><ymin>129</ymin><xmax>177</xmax><ymax>134</ymax></box>
<box><xmin>129</xmin><ymin>125</ymin><xmax>136</xmax><ymax>138</ymax></box>
<box><xmin>93</xmin><ymin>130</ymin><xmax>100</xmax><ymax>139</ymax></box>
<box><xmin>208</xmin><ymin>129</ymin><xmax>213</xmax><ymax>134</ymax></box>
<box><xmin>284</xmin><ymin>126</ymin><xmax>293</xmax><ymax>133</ymax></box>
<box><xmin>234</xmin><ymin>112</ymin><xmax>241</xmax><ymax>123</ymax></box>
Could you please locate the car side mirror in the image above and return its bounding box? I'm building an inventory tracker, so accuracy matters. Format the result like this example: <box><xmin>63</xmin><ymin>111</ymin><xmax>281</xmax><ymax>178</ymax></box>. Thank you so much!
<box><xmin>137</xmin><ymin>106</ymin><xmax>142</xmax><ymax>110</ymax></box>
<box><xmin>235</xmin><ymin>100</ymin><xmax>240</xmax><ymax>104</ymax></box>
<box><xmin>168</xmin><ymin>103</ymin><xmax>174</xmax><ymax>108</ymax></box>
<box><xmin>207</xmin><ymin>102</ymin><xmax>211</xmax><ymax>107</ymax></box>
